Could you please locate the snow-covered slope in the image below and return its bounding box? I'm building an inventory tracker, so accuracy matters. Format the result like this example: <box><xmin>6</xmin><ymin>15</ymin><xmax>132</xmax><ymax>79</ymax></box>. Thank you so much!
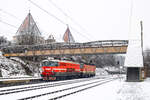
<box><xmin>0</xmin><ymin>56</ymin><xmax>26</xmax><ymax>77</ymax></box>
<box><xmin>0</xmin><ymin>52</ymin><xmax>32</xmax><ymax>77</ymax></box>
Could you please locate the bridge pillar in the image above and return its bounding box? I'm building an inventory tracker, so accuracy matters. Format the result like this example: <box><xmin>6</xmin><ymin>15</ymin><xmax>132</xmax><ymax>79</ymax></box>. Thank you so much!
<box><xmin>124</xmin><ymin>38</ymin><xmax>143</xmax><ymax>81</ymax></box>
<box><xmin>126</xmin><ymin>67</ymin><xmax>141</xmax><ymax>82</ymax></box>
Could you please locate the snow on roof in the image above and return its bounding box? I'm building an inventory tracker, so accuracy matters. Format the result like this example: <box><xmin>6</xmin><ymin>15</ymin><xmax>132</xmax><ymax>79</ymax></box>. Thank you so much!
<box><xmin>124</xmin><ymin>39</ymin><xmax>143</xmax><ymax>67</ymax></box>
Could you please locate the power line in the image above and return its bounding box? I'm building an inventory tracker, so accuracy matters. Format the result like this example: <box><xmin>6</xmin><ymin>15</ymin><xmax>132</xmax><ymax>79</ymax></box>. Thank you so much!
<box><xmin>28</xmin><ymin>0</ymin><xmax>66</xmax><ymax>25</ymax></box>
<box><xmin>48</xmin><ymin>0</ymin><xmax>94</xmax><ymax>40</ymax></box>
<box><xmin>48</xmin><ymin>0</ymin><xmax>68</xmax><ymax>19</ymax></box>
<box><xmin>0</xmin><ymin>20</ymin><xmax>17</xmax><ymax>29</ymax></box>
<box><xmin>28</xmin><ymin>0</ymin><xmax>91</xmax><ymax>41</ymax></box>
<box><xmin>129</xmin><ymin>0</ymin><xmax>134</xmax><ymax>34</ymax></box>
<box><xmin>0</xmin><ymin>9</ymin><xmax>21</xmax><ymax>21</ymax></box>
<box><xmin>69</xmin><ymin>26</ymin><xmax>91</xmax><ymax>41</ymax></box>
<box><xmin>48</xmin><ymin>0</ymin><xmax>86</xmax><ymax>31</ymax></box>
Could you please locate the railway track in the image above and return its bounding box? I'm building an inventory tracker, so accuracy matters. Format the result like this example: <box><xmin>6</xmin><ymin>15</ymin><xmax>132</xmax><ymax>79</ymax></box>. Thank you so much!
<box><xmin>0</xmin><ymin>77</ymin><xmax>39</xmax><ymax>80</ymax></box>
<box><xmin>0</xmin><ymin>76</ymin><xmax>105</xmax><ymax>96</ymax></box>
<box><xmin>0</xmin><ymin>77</ymin><xmax>42</xmax><ymax>87</ymax></box>
<box><xmin>0</xmin><ymin>76</ymin><xmax>120</xmax><ymax>99</ymax></box>
<box><xmin>18</xmin><ymin>77</ymin><xmax>117</xmax><ymax>100</ymax></box>
<box><xmin>49</xmin><ymin>79</ymin><xmax>116</xmax><ymax>100</ymax></box>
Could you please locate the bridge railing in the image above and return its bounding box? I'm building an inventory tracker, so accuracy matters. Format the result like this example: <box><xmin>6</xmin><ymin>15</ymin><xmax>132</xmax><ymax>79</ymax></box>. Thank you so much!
<box><xmin>1</xmin><ymin>40</ymin><xmax>128</xmax><ymax>54</ymax></box>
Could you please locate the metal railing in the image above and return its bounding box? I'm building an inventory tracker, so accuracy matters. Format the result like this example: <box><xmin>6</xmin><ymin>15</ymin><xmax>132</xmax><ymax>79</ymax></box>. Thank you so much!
<box><xmin>1</xmin><ymin>40</ymin><xmax>128</xmax><ymax>54</ymax></box>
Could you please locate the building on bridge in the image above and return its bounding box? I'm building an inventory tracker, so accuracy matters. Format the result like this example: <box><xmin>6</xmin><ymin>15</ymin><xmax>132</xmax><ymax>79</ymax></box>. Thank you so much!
<box><xmin>63</xmin><ymin>26</ymin><xmax>75</xmax><ymax>43</ymax></box>
<box><xmin>13</xmin><ymin>12</ymin><xmax>44</xmax><ymax>45</ymax></box>
<box><xmin>45</xmin><ymin>34</ymin><xmax>56</xmax><ymax>44</ymax></box>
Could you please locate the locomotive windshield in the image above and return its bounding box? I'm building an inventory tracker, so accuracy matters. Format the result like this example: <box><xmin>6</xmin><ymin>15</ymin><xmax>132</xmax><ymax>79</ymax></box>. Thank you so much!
<box><xmin>42</xmin><ymin>61</ymin><xmax>58</xmax><ymax>67</ymax></box>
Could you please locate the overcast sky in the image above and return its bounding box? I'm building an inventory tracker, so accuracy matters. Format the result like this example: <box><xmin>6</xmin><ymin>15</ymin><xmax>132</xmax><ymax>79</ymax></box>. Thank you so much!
<box><xmin>0</xmin><ymin>0</ymin><xmax>150</xmax><ymax>49</ymax></box>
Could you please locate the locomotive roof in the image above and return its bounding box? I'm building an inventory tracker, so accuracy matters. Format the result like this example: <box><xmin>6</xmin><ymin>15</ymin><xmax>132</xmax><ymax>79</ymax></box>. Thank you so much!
<box><xmin>42</xmin><ymin>59</ymin><xmax>80</xmax><ymax>64</ymax></box>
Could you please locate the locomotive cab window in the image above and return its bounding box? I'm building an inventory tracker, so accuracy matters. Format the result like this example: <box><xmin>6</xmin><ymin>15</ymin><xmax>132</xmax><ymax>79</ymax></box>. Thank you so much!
<box><xmin>42</xmin><ymin>61</ymin><xmax>58</xmax><ymax>67</ymax></box>
<box><xmin>80</xmin><ymin>64</ymin><xmax>84</xmax><ymax>68</ymax></box>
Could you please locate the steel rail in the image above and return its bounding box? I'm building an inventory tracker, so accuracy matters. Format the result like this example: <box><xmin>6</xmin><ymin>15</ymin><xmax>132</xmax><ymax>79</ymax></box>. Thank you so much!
<box><xmin>19</xmin><ymin>77</ymin><xmax>117</xmax><ymax>100</ymax></box>
<box><xmin>0</xmin><ymin>76</ymin><xmax>103</xmax><ymax>95</ymax></box>
<box><xmin>49</xmin><ymin>79</ymin><xmax>116</xmax><ymax>100</ymax></box>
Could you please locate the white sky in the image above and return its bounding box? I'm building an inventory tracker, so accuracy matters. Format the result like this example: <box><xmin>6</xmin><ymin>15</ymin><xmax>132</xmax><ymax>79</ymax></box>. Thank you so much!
<box><xmin>0</xmin><ymin>0</ymin><xmax>150</xmax><ymax>49</ymax></box>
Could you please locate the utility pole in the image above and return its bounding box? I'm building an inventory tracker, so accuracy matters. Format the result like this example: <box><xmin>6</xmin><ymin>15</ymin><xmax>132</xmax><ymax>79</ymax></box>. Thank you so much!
<box><xmin>140</xmin><ymin>21</ymin><xmax>145</xmax><ymax>79</ymax></box>
<box><xmin>140</xmin><ymin>21</ymin><xmax>143</xmax><ymax>56</ymax></box>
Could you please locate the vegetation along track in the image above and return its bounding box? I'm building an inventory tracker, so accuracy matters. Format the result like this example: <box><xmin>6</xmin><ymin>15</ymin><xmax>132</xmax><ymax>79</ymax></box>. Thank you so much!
<box><xmin>18</xmin><ymin>77</ymin><xmax>118</xmax><ymax>100</ymax></box>
<box><xmin>0</xmin><ymin>76</ymin><xmax>106</xmax><ymax>95</ymax></box>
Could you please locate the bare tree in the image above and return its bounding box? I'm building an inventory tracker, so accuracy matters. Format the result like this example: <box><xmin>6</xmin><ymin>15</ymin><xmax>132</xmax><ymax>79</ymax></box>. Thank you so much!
<box><xmin>0</xmin><ymin>36</ymin><xmax>7</xmax><ymax>45</ymax></box>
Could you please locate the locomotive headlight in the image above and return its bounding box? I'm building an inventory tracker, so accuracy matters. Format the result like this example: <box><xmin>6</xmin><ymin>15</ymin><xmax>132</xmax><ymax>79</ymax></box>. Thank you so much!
<box><xmin>39</xmin><ymin>68</ymin><xmax>44</xmax><ymax>73</ymax></box>
<box><xmin>39</xmin><ymin>68</ymin><xmax>42</xmax><ymax>73</ymax></box>
<box><xmin>42</xmin><ymin>68</ymin><xmax>44</xmax><ymax>72</ymax></box>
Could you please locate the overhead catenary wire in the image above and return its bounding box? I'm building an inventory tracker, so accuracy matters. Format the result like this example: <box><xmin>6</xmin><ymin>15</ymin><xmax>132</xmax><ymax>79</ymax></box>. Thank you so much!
<box><xmin>0</xmin><ymin>9</ymin><xmax>18</xmax><ymax>35</ymax></box>
<box><xmin>129</xmin><ymin>0</ymin><xmax>134</xmax><ymax>35</ymax></box>
<box><xmin>0</xmin><ymin>9</ymin><xmax>21</xmax><ymax>21</ymax></box>
<box><xmin>69</xmin><ymin>26</ymin><xmax>91</xmax><ymax>41</ymax></box>
<box><xmin>0</xmin><ymin>20</ymin><xmax>17</xmax><ymax>29</ymax></box>
<box><xmin>28</xmin><ymin>0</ymin><xmax>91</xmax><ymax>41</ymax></box>
<box><xmin>48</xmin><ymin>0</ymin><xmax>86</xmax><ymax>30</ymax></box>
<box><xmin>48</xmin><ymin>0</ymin><xmax>95</xmax><ymax>40</ymax></box>
<box><xmin>28</xmin><ymin>0</ymin><xmax>66</xmax><ymax>25</ymax></box>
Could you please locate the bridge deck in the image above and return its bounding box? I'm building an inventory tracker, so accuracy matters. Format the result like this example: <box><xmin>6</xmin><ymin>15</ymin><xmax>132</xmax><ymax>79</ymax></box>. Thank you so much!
<box><xmin>1</xmin><ymin>40</ymin><xmax>128</xmax><ymax>57</ymax></box>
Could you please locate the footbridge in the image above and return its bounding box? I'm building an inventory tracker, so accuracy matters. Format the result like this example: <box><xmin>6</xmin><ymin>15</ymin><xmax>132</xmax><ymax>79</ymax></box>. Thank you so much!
<box><xmin>1</xmin><ymin>40</ymin><xmax>128</xmax><ymax>57</ymax></box>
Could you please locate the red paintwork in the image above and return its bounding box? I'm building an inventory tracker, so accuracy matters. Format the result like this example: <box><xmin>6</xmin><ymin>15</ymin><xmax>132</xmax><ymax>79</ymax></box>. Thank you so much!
<box><xmin>41</xmin><ymin>60</ymin><xmax>96</xmax><ymax>80</ymax></box>
<box><xmin>81</xmin><ymin>65</ymin><xmax>96</xmax><ymax>73</ymax></box>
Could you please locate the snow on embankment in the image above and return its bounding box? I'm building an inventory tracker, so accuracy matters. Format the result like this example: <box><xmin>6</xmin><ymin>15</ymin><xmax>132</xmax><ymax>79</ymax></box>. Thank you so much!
<box><xmin>104</xmin><ymin>66</ymin><xmax>126</xmax><ymax>74</ymax></box>
<box><xmin>0</xmin><ymin>57</ymin><xmax>26</xmax><ymax>77</ymax></box>
<box><xmin>10</xmin><ymin>57</ymin><xmax>32</xmax><ymax>75</ymax></box>
<box><xmin>117</xmin><ymin>78</ymin><xmax>150</xmax><ymax>100</ymax></box>
<box><xmin>96</xmin><ymin>68</ymin><xmax>108</xmax><ymax>76</ymax></box>
<box><xmin>0</xmin><ymin>52</ymin><xmax>32</xmax><ymax>77</ymax></box>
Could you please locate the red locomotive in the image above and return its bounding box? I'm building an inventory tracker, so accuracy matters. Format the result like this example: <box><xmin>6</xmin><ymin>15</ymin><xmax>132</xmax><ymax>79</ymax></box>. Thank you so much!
<box><xmin>40</xmin><ymin>59</ymin><xmax>96</xmax><ymax>80</ymax></box>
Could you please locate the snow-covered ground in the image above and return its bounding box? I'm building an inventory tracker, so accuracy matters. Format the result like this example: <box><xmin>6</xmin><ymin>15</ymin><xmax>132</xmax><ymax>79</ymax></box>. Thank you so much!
<box><xmin>0</xmin><ymin>55</ymin><xmax>26</xmax><ymax>77</ymax></box>
<box><xmin>64</xmin><ymin>77</ymin><xmax>150</xmax><ymax>100</ymax></box>
<box><xmin>0</xmin><ymin>53</ymin><xmax>39</xmax><ymax>77</ymax></box>
<box><xmin>96</xmin><ymin>68</ymin><xmax>108</xmax><ymax>76</ymax></box>
<box><xmin>0</xmin><ymin>71</ymin><xmax>150</xmax><ymax>100</ymax></box>
<box><xmin>1</xmin><ymin>76</ymin><xmax>150</xmax><ymax>100</ymax></box>
<box><xmin>0</xmin><ymin>76</ymin><xmax>108</xmax><ymax>99</ymax></box>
